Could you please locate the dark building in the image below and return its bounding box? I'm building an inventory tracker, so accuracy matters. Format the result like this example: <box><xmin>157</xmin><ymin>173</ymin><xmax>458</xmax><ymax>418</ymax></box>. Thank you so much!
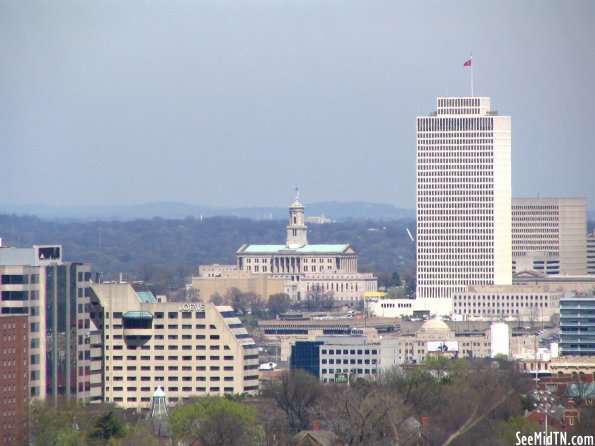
<box><xmin>0</xmin><ymin>315</ymin><xmax>28</xmax><ymax>446</ymax></box>
<box><xmin>290</xmin><ymin>341</ymin><xmax>324</xmax><ymax>377</ymax></box>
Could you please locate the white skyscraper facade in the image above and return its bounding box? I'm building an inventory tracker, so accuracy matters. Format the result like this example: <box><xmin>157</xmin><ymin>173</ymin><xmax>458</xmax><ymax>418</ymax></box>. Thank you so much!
<box><xmin>416</xmin><ymin>97</ymin><xmax>512</xmax><ymax>315</ymax></box>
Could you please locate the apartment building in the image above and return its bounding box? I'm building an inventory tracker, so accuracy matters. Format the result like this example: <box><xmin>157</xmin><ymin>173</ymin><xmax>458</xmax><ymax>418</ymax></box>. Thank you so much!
<box><xmin>0</xmin><ymin>315</ymin><xmax>28</xmax><ymax>446</ymax></box>
<box><xmin>89</xmin><ymin>282</ymin><xmax>259</xmax><ymax>408</ymax></box>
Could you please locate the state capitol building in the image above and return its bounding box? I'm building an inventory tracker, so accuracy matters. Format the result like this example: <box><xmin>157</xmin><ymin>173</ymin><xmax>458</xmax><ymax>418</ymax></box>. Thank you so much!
<box><xmin>233</xmin><ymin>192</ymin><xmax>377</xmax><ymax>304</ymax></box>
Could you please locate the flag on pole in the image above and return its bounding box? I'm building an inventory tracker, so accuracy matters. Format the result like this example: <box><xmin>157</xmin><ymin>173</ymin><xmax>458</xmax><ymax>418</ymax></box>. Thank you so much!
<box><xmin>463</xmin><ymin>56</ymin><xmax>472</xmax><ymax>67</ymax></box>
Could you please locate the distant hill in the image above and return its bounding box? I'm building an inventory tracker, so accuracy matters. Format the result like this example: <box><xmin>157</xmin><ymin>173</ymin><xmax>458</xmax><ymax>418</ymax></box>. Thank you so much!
<box><xmin>0</xmin><ymin>201</ymin><xmax>415</xmax><ymax>222</ymax></box>
<box><xmin>0</xmin><ymin>214</ymin><xmax>417</xmax><ymax>294</ymax></box>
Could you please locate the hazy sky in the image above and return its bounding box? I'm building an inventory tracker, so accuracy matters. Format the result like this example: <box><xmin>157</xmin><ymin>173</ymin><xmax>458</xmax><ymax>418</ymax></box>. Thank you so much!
<box><xmin>1</xmin><ymin>1</ymin><xmax>594</xmax><ymax>209</ymax></box>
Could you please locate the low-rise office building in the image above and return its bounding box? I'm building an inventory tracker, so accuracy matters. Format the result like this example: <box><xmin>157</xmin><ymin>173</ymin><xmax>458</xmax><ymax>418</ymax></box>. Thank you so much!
<box><xmin>290</xmin><ymin>336</ymin><xmax>400</xmax><ymax>382</ymax></box>
<box><xmin>452</xmin><ymin>285</ymin><xmax>561</xmax><ymax>322</ymax></box>
<box><xmin>259</xmin><ymin>317</ymin><xmax>400</xmax><ymax>361</ymax></box>
<box><xmin>365</xmin><ymin>292</ymin><xmax>415</xmax><ymax>318</ymax></box>
<box><xmin>89</xmin><ymin>282</ymin><xmax>259</xmax><ymax>408</ymax></box>
<box><xmin>399</xmin><ymin>319</ymin><xmax>494</xmax><ymax>363</ymax></box>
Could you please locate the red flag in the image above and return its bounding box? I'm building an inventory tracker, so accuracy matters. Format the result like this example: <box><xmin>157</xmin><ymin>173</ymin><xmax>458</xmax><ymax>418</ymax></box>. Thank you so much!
<box><xmin>463</xmin><ymin>57</ymin><xmax>472</xmax><ymax>67</ymax></box>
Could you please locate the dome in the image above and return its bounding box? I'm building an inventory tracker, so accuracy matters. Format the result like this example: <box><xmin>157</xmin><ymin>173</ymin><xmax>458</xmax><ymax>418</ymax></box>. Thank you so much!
<box><xmin>418</xmin><ymin>318</ymin><xmax>452</xmax><ymax>338</ymax></box>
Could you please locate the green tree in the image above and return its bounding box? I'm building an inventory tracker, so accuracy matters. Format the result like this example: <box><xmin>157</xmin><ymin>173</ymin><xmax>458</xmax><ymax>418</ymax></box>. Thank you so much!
<box><xmin>29</xmin><ymin>401</ymin><xmax>85</xmax><ymax>446</ymax></box>
<box><xmin>169</xmin><ymin>397</ymin><xmax>261</xmax><ymax>446</ymax></box>
<box><xmin>496</xmin><ymin>416</ymin><xmax>541</xmax><ymax>446</ymax></box>
<box><xmin>87</xmin><ymin>411</ymin><xmax>125</xmax><ymax>444</ymax></box>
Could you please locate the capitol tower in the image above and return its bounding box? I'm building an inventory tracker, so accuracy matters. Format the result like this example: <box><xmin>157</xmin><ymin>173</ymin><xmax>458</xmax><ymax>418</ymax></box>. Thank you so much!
<box><xmin>415</xmin><ymin>96</ymin><xmax>512</xmax><ymax>315</ymax></box>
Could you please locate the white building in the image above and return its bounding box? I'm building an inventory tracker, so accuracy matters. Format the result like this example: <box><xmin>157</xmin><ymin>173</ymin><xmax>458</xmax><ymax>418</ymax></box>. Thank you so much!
<box><xmin>512</xmin><ymin>197</ymin><xmax>587</xmax><ymax>275</ymax></box>
<box><xmin>416</xmin><ymin>97</ymin><xmax>512</xmax><ymax>315</ymax></box>
<box><xmin>365</xmin><ymin>292</ymin><xmax>415</xmax><ymax>318</ymax></box>
<box><xmin>316</xmin><ymin>336</ymin><xmax>400</xmax><ymax>383</ymax></box>
<box><xmin>236</xmin><ymin>193</ymin><xmax>377</xmax><ymax>304</ymax></box>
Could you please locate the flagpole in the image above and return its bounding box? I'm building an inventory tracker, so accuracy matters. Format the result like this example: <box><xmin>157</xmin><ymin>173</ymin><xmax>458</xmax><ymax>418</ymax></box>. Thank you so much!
<box><xmin>470</xmin><ymin>54</ymin><xmax>474</xmax><ymax>97</ymax></box>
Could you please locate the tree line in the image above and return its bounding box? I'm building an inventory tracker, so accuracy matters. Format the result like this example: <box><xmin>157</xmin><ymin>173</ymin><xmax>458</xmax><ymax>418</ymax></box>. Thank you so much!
<box><xmin>0</xmin><ymin>214</ymin><xmax>416</xmax><ymax>294</ymax></box>
<box><xmin>28</xmin><ymin>357</ymin><xmax>595</xmax><ymax>446</ymax></box>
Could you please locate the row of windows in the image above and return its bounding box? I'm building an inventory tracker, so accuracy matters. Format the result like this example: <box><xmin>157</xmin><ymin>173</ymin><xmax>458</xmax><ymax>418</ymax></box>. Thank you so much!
<box><xmin>109</xmin><ymin>354</ymin><xmax>235</xmax><ymax>361</ymax></box>
<box><xmin>455</xmin><ymin>302</ymin><xmax>549</xmax><ymax>308</ymax></box>
<box><xmin>109</xmin><ymin>376</ymin><xmax>236</xmax><ymax>385</ymax></box>
<box><xmin>380</xmin><ymin>303</ymin><xmax>412</xmax><ymax>308</ymax></box>
<box><xmin>322</xmin><ymin>358</ymin><xmax>377</xmax><ymax>365</ymax></box>
<box><xmin>418</xmin><ymin>158</ymin><xmax>494</xmax><ymax>166</ymax></box>
<box><xmin>321</xmin><ymin>349</ymin><xmax>378</xmax><ymax>355</ymax></box>
<box><xmin>417</xmin><ymin>117</ymin><xmax>495</xmax><ymax>132</ymax></box>
<box><xmin>108</xmin><ymin>387</ymin><xmax>237</xmax><ymax>402</ymax></box>
<box><xmin>455</xmin><ymin>295</ymin><xmax>552</xmax><ymax>300</ymax></box>
<box><xmin>321</xmin><ymin>368</ymin><xmax>377</xmax><ymax>376</ymax></box>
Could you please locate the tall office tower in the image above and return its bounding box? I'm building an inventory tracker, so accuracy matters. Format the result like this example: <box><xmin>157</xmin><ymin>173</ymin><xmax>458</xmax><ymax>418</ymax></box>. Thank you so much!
<box><xmin>0</xmin><ymin>244</ymin><xmax>99</xmax><ymax>404</ymax></box>
<box><xmin>512</xmin><ymin>198</ymin><xmax>587</xmax><ymax>275</ymax></box>
<box><xmin>416</xmin><ymin>97</ymin><xmax>512</xmax><ymax>315</ymax></box>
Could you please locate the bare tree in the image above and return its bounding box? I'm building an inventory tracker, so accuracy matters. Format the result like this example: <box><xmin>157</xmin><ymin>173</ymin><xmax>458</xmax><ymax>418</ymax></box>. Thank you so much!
<box><xmin>323</xmin><ymin>380</ymin><xmax>402</xmax><ymax>446</ymax></box>
<box><xmin>263</xmin><ymin>370</ymin><xmax>324</xmax><ymax>434</ymax></box>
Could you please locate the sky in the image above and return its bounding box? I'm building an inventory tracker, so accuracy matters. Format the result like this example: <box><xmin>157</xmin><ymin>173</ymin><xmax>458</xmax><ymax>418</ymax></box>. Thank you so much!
<box><xmin>1</xmin><ymin>1</ymin><xmax>594</xmax><ymax>209</ymax></box>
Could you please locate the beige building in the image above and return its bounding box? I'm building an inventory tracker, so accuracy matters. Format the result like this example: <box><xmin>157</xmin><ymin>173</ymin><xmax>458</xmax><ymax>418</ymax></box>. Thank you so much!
<box><xmin>512</xmin><ymin>197</ymin><xmax>587</xmax><ymax>275</ymax></box>
<box><xmin>235</xmin><ymin>193</ymin><xmax>377</xmax><ymax>304</ymax></box>
<box><xmin>452</xmin><ymin>284</ymin><xmax>562</xmax><ymax>322</ymax></box>
<box><xmin>191</xmin><ymin>267</ymin><xmax>285</xmax><ymax>301</ymax></box>
<box><xmin>398</xmin><ymin>319</ymin><xmax>493</xmax><ymax>363</ymax></box>
<box><xmin>89</xmin><ymin>283</ymin><xmax>259</xmax><ymax>408</ymax></box>
<box><xmin>513</xmin><ymin>270</ymin><xmax>595</xmax><ymax>294</ymax></box>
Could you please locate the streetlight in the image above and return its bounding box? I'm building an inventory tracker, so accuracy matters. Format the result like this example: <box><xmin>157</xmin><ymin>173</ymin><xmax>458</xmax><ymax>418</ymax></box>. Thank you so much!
<box><xmin>534</xmin><ymin>389</ymin><xmax>556</xmax><ymax>439</ymax></box>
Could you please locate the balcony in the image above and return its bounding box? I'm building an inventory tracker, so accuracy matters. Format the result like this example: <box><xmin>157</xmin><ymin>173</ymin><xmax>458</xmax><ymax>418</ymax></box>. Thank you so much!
<box><xmin>123</xmin><ymin>311</ymin><xmax>153</xmax><ymax>345</ymax></box>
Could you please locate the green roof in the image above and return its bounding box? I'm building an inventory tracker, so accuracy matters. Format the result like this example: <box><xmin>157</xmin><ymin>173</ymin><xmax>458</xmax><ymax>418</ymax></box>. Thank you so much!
<box><xmin>136</xmin><ymin>291</ymin><xmax>157</xmax><ymax>303</ymax></box>
<box><xmin>241</xmin><ymin>244</ymin><xmax>350</xmax><ymax>254</ymax></box>
<box><xmin>123</xmin><ymin>311</ymin><xmax>153</xmax><ymax>319</ymax></box>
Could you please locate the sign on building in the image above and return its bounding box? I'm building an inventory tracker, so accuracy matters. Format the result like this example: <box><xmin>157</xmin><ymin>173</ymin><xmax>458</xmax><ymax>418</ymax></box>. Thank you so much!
<box><xmin>427</xmin><ymin>341</ymin><xmax>459</xmax><ymax>352</ymax></box>
<box><xmin>335</xmin><ymin>372</ymin><xmax>349</xmax><ymax>384</ymax></box>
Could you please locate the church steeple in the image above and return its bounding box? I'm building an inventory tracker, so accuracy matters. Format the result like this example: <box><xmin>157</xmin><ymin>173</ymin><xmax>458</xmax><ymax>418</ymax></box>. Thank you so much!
<box><xmin>286</xmin><ymin>186</ymin><xmax>308</xmax><ymax>249</ymax></box>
